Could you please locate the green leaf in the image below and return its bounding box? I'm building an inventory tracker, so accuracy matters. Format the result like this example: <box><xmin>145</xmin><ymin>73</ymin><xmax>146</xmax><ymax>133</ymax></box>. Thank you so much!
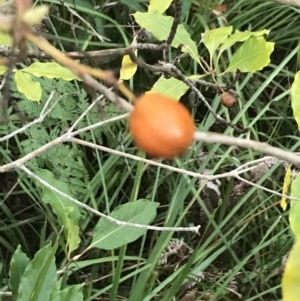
<box><xmin>282</xmin><ymin>241</ymin><xmax>300</xmax><ymax>301</ymax></box>
<box><xmin>150</xmin><ymin>77</ymin><xmax>189</xmax><ymax>100</ymax></box>
<box><xmin>0</xmin><ymin>31</ymin><xmax>12</xmax><ymax>46</ymax></box>
<box><xmin>133</xmin><ymin>12</ymin><xmax>199</xmax><ymax>63</ymax></box>
<box><xmin>9</xmin><ymin>245</ymin><xmax>30</xmax><ymax>299</ymax></box>
<box><xmin>0</xmin><ymin>64</ymin><xmax>6</xmax><ymax>75</ymax></box>
<box><xmin>282</xmin><ymin>173</ymin><xmax>300</xmax><ymax>301</ymax></box>
<box><xmin>219</xmin><ymin>29</ymin><xmax>270</xmax><ymax>54</ymax></box>
<box><xmin>289</xmin><ymin>174</ymin><xmax>300</xmax><ymax>238</ymax></box>
<box><xmin>15</xmin><ymin>71</ymin><xmax>42</xmax><ymax>102</ymax></box>
<box><xmin>36</xmin><ymin>169</ymin><xmax>81</xmax><ymax>258</ymax></box>
<box><xmin>90</xmin><ymin>199</ymin><xmax>159</xmax><ymax>250</ymax></box>
<box><xmin>225</xmin><ymin>37</ymin><xmax>274</xmax><ymax>73</ymax></box>
<box><xmin>17</xmin><ymin>243</ymin><xmax>57</xmax><ymax>301</ymax></box>
<box><xmin>49</xmin><ymin>284</ymin><xmax>83</xmax><ymax>301</ymax></box>
<box><xmin>201</xmin><ymin>26</ymin><xmax>232</xmax><ymax>59</ymax></box>
<box><xmin>148</xmin><ymin>0</ymin><xmax>173</xmax><ymax>13</ymax></box>
<box><xmin>291</xmin><ymin>71</ymin><xmax>300</xmax><ymax>130</ymax></box>
<box><xmin>22</xmin><ymin>62</ymin><xmax>81</xmax><ymax>81</ymax></box>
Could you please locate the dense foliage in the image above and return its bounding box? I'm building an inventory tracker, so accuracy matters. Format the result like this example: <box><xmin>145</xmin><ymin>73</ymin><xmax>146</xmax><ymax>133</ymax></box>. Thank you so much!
<box><xmin>1</xmin><ymin>0</ymin><xmax>300</xmax><ymax>300</ymax></box>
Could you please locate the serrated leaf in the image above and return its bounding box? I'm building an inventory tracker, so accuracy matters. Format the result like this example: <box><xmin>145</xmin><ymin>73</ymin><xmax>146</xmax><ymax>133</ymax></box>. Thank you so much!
<box><xmin>22</xmin><ymin>62</ymin><xmax>81</xmax><ymax>81</ymax></box>
<box><xmin>280</xmin><ymin>165</ymin><xmax>292</xmax><ymax>211</ymax></box>
<box><xmin>225</xmin><ymin>37</ymin><xmax>274</xmax><ymax>73</ymax></box>
<box><xmin>133</xmin><ymin>12</ymin><xmax>199</xmax><ymax>63</ymax></box>
<box><xmin>201</xmin><ymin>26</ymin><xmax>232</xmax><ymax>60</ymax></box>
<box><xmin>15</xmin><ymin>71</ymin><xmax>42</xmax><ymax>102</ymax></box>
<box><xmin>49</xmin><ymin>284</ymin><xmax>83</xmax><ymax>301</ymax></box>
<box><xmin>17</xmin><ymin>243</ymin><xmax>57</xmax><ymax>301</ymax></box>
<box><xmin>9</xmin><ymin>245</ymin><xmax>30</xmax><ymax>299</ymax></box>
<box><xmin>149</xmin><ymin>77</ymin><xmax>189</xmax><ymax>100</ymax></box>
<box><xmin>36</xmin><ymin>169</ymin><xmax>81</xmax><ymax>258</ymax></box>
<box><xmin>219</xmin><ymin>29</ymin><xmax>270</xmax><ymax>54</ymax></box>
<box><xmin>291</xmin><ymin>71</ymin><xmax>300</xmax><ymax>130</ymax></box>
<box><xmin>282</xmin><ymin>173</ymin><xmax>300</xmax><ymax>301</ymax></box>
<box><xmin>90</xmin><ymin>199</ymin><xmax>159</xmax><ymax>250</ymax></box>
<box><xmin>148</xmin><ymin>0</ymin><xmax>173</xmax><ymax>13</ymax></box>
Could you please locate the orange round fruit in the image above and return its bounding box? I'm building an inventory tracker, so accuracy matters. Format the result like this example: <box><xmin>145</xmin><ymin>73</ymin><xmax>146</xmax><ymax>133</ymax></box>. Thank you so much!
<box><xmin>129</xmin><ymin>93</ymin><xmax>195</xmax><ymax>159</ymax></box>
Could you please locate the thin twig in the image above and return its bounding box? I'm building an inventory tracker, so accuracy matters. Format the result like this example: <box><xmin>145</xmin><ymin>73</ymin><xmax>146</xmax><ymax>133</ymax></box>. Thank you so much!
<box><xmin>129</xmin><ymin>56</ymin><xmax>247</xmax><ymax>133</ymax></box>
<box><xmin>165</xmin><ymin>0</ymin><xmax>182</xmax><ymax>46</ymax></box>
<box><xmin>194</xmin><ymin>131</ymin><xmax>300</xmax><ymax>167</ymax></box>
<box><xmin>20</xmin><ymin>165</ymin><xmax>200</xmax><ymax>233</ymax></box>
<box><xmin>68</xmin><ymin>92</ymin><xmax>109</xmax><ymax>133</ymax></box>
<box><xmin>58</xmin><ymin>0</ymin><xmax>107</xmax><ymax>42</ymax></box>
<box><xmin>0</xmin><ymin>91</ymin><xmax>56</xmax><ymax>142</ymax></box>
<box><xmin>235</xmin><ymin>174</ymin><xmax>297</xmax><ymax>201</ymax></box>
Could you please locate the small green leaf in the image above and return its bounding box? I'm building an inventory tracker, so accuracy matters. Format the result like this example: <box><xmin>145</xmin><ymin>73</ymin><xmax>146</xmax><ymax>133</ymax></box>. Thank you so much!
<box><xmin>291</xmin><ymin>71</ymin><xmax>300</xmax><ymax>130</ymax></box>
<box><xmin>149</xmin><ymin>77</ymin><xmax>189</xmax><ymax>100</ymax></box>
<box><xmin>201</xmin><ymin>26</ymin><xmax>232</xmax><ymax>59</ymax></box>
<box><xmin>219</xmin><ymin>29</ymin><xmax>270</xmax><ymax>54</ymax></box>
<box><xmin>133</xmin><ymin>12</ymin><xmax>199</xmax><ymax>63</ymax></box>
<box><xmin>22</xmin><ymin>62</ymin><xmax>81</xmax><ymax>81</ymax></box>
<box><xmin>0</xmin><ymin>31</ymin><xmax>12</xmax><ymax>46</ymax></box>
<box><xmin>90</xmin><ymin>199</ymin><xmax>159</xmax><ymax>250</ymax></box>
<box><xmin>49</xmin><ymin>284</ymin><xmax>84</xmax><ymax>301</ymax></box>
<box><xmin>17</xmin><ymin>243</ymin><xmax>57</xmax><ymax>301</ymax></box>
<box><xmin>15</xmin><ymin>71</ymin><xmax>42</xmax><ymax>102</ymax></box>
<box><xmin>36</xmin><ymin>169</ymin><xmax>81</xmax><ymax>258</ymax></box>
<box><xmin>0</xmin><ymin>64</ymin><xmax>6</xmax><ymax>75</ymax></box>
<box><xmin>9</xmin><ymin>245</ymin><xmax>30</xmax><ymax>299</ymax></box>
<box><xmin>148</xmin><ymin>0</ymin><xmax>173</xmax><ymax>13</ymax></box>
<box><xmin>225</xmin><ymin>37</ymin><xmax>274</xmax><ymax>73</ymax></box>
<box><xmin>289</xmin><ymin>174</ymin><xmax>300</xmax><ymax>238</ymax></box>
<box><xmin>282</xmin><ymin>173</ymin><xmax>300</xmax><ymax>301</ymax></box>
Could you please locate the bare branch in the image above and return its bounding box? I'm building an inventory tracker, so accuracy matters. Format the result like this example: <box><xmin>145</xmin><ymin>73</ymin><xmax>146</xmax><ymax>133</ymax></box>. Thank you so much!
<box><xmin>194</xmin><ymin>131</ymin><xmax>300</xmax><ymax>167</ymax></box>
<box><xmin>166</xmin><ymin>0</ymin><xmax>182</xmax><ymax>46</ymax></box>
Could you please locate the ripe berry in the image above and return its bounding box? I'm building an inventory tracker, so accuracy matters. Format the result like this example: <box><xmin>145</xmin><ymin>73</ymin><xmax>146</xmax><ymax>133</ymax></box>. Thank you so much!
<box><xmin>129</xmin><ymin>93</ymin><xmax>195</xmax><ymax>159</ymax></box>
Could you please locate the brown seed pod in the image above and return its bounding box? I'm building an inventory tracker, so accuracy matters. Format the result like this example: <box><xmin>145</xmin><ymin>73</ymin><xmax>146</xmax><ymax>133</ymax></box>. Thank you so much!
<box><xmin>221</xmin><ymin>92</ymin><xmax>237</xmax><ymax>108</ymax></box>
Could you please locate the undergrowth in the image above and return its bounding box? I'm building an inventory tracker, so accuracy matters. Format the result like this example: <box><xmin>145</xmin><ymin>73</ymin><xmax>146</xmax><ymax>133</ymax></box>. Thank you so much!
<box><xmin>0</xmin><ymin>0</ymin><xmax>299</xmax><ymax>300</ymax></box>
